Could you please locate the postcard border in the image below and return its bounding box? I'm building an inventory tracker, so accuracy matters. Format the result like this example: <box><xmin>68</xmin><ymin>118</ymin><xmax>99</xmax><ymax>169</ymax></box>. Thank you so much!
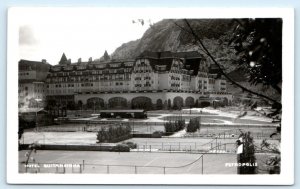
<box><xmin>7</xmin><ymin>7</ymin><xmax>294</xmax><ymax>185</ymax></box>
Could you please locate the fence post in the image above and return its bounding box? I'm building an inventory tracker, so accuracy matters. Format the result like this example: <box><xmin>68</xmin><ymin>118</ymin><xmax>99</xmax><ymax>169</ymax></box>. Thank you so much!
<box><xmin>38</xmin><ymin>163</ymin><xmax>40</xmax><ymax>173</ymax></box>
<box><xmin>163</xmin><ymin>167</ymin><xmax>166</xmax><ymax>174</ymax></box>
<box><xmin>82</xmin><ymin>160</ymin><xmax>85</xmax><ymax>170</ymax></box>
<box><xmin>202</xmin><ymin>156</ymin><xmax>204</xmax><ymax>174</ymax></box>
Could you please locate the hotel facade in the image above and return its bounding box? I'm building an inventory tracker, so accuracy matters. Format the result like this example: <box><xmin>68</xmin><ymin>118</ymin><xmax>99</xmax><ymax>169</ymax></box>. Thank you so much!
<box><xmin>44</xmin><ymin>51</ymin><xmax>232</xmax><ymax>110</ymax></box>
<box><xmin>18</xmin><ymin>59</ymin><xmax>50</xmax><ymax>109</ymax></box>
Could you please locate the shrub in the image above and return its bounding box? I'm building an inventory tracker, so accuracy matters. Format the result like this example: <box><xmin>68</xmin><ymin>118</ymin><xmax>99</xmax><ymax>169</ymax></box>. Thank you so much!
<box><xmin>152</xmin><ymin>131</ymin><xmax>164</xmax><ymax>138</ymax></box>
<box><xmin>123</xmin><ymin>141</ymin><xmax>137</xmax><ymax>149</ymax></box>
<box><xmin>186</xmin><ymin>118</ymin><xmax>200</xmax><ymax>133</ymax></box>
<box><xmin>96</xmin><ymin>125</ymin><xmax>132</xmax><ymax>143</ymax></box>
<box><xmin>164</xmin><ymin>120</ymin><xmax>185</xmax><ymax>134</ymax></box>
<box><xmin>111</xmin><ymin>144</ymin><xmax>130</xmax><ymax>152</ymax></box>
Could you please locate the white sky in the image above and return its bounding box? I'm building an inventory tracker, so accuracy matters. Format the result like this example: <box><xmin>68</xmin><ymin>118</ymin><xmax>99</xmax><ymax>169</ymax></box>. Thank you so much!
<box><xmin>18</xmin><ymin>8</ymin><xmax>161</xmax><ymax>65</ymax></box>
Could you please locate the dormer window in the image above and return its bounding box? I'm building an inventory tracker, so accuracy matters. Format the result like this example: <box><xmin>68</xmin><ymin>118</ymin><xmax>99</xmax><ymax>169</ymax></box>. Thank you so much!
<box><xmin>155</xmin><ymin>65</ymin><xmax>167</xmax><ymax>71</ymax></box>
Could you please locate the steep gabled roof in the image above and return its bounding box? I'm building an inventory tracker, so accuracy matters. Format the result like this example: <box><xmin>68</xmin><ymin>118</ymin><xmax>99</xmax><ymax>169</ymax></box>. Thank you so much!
<box><xmin>59</xmin><ymin>53</ymin><xmax>68</xmax><ymax>65</ymax></box>
<box><xmin>138</xmin><ymin>51</ymin><xmax>202</xmax><ymax>73</ymax></box>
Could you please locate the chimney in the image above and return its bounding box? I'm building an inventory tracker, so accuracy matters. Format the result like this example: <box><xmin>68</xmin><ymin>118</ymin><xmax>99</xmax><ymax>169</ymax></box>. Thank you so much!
<box><xmin>88</xmin><ymin>57</ymin><xmax>93</xmax><ymax>62</ymax></box>
<box><xmin>67</xmin><ymin>59</ymin><xmax>71</xmax><ymax>64</ymax></box>
<box><xmin>42</xmin><ymin>59</ymin><xmax>47</xmax><ymax>63</ymax></box>
<box><xmin>78</xmin><ymin>58</ymin><xmax>82</xmax><ymax>63</ymax></box>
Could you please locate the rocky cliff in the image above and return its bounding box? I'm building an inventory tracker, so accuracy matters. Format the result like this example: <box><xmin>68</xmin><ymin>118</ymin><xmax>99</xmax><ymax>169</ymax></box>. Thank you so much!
<box><xmin>111</xmin><ymin>19</ymin><xmax>235</xmax><ymax>60</ymax></box>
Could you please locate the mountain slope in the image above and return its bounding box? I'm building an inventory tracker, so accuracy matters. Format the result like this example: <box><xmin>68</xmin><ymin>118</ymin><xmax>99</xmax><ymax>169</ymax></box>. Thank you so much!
<box><xmin>111</xmin><ymin>19</ymin><xmax>235</xmax><ymax>60</ymax></box>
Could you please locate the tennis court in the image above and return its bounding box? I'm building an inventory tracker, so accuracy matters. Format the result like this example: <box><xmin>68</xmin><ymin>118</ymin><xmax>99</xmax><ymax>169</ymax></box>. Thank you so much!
<box><xmin>19</xmin><ymin>150</ymin><xmax>237</xmax><ymax>174</ymax></box>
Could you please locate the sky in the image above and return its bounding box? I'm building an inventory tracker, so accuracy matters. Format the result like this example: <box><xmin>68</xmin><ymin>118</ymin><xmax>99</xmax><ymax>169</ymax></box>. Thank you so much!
<box><xmin>18</xmin><ymin>8</ymin><xmax>159</xmax><ymax>65</ymax></box>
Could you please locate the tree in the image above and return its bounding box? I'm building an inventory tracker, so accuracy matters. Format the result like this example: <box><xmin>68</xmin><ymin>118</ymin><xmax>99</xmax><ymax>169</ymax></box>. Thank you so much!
<box><xmin>237</xmin><ymin>132</ymin><xmax>257</xmax><ymax>174</ymax></box>
<box><xmin>186</xmin><ymin>118</ymin><xmax>200</xmax><ymax>133</ymax></box>
<box><xmin>229</xmin><ymin>19</ymin><xmax>282</xmax><ymax>94</ymax></box>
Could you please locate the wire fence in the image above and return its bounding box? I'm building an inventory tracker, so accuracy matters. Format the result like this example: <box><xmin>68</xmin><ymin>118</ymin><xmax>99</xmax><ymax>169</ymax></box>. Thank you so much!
<box><xmin>33</xmin><ymin>122</ymin><xmax>275</xmax><ymax>140</ymax></box>
<box><xmin>133</xmin><ymin>140</ymin><xmax>237</xmax><ymax>153</ymax></box>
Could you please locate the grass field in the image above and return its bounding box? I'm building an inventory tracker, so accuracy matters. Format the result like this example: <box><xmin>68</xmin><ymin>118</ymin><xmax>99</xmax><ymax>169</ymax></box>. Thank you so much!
<box><xmin>19</xmin><ymin>150</ymin><xmax>237</xmax><ymax>174</ymax></box>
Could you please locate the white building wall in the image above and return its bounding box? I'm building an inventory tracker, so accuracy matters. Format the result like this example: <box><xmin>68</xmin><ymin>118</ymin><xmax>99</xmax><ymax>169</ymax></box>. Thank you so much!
<box><xmin>190</xmin><ymin>77</ymin><xmax>197</xmax><ymax>91</ymax></box>
<box><xmin>158</xmin><ymin>73</ymin><xmax>169</xmax><ymax>90</ymax></box>
<box><xmin>19</xmin><ymin>70</ymin><xmax>37</xmax><ymax>80</ymax></box>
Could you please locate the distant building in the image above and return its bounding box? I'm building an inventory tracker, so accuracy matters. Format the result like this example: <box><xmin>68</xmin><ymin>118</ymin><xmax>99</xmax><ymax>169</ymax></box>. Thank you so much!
<box><xmin>45</xmin><ymin>51</ymin><xmax>232</xmax><ymax>110</ymax></box>
<box><xmin>18</xmin><ymin>59</ymin><xmax>50</xmax><ymax>108</ymax></box>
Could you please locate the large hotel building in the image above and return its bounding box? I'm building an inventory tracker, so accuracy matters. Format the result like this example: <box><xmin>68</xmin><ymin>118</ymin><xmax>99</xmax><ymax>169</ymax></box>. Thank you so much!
<box><xmin>19</xmin><ymin>51</ymin><xmax>232</xmax><ymax>111</ymax></box>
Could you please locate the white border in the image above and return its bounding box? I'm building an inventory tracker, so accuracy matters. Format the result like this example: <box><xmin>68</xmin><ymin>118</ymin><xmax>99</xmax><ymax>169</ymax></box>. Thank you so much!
<box><xmin>7</xmin><ymin>7</ymin><xmax>294</xmax><ymax>185</ymax></box>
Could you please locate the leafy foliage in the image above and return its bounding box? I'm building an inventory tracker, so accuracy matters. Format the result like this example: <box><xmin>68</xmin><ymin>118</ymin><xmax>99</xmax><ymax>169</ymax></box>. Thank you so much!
<box><xmin>111</xmin><ymin>144</ymin><xmax>130</xmax><ymax>152</ymax></box>
<box><xmin>152</xmin><ymin>131</ymin><xmax>164</xmax><ymax>138</ymax></box>
<box><xmin>122</xmin><ymin>141</ymin><xmax>137</xmax><ymax>149</ymax></box>
<box><xmin>186</xmin><ymin>118</ymin><xmax>200</xmax><ymax>133</ymax></box>
<box><xmin>259</xmin><ymin>139</ymin><xmax>280</xmax><ymax>174</ymax></box>
<box><xmin>164</xmin><ymin>120</ymin><xmax>185</xmax><ymax>134</ymax></box>
<box><xmin>237</xmin><ymin>132</ymin><xmax>257</xmax><ymax>174</ymax></box>
<box><xmin>96</xmin><ymin>125</ymin><xmax>131</xmax><ymax>143</ymax></box>
<box><xmin>230</xmin><ymin>18</ymin><xmax>282</xmax><ymax>95</ymax></box>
